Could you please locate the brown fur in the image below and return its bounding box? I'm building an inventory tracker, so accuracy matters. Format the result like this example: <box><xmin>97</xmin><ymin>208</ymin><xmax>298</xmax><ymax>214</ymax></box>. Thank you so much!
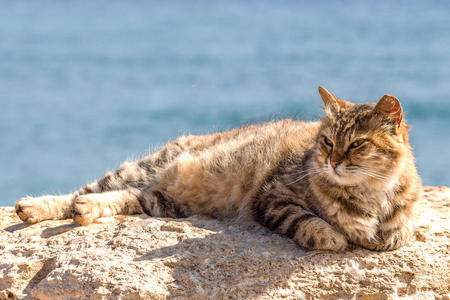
<box><xmin>15</xmin><ymin>86</ymin><xmax>421</xmax><ymax>251</ymax></box>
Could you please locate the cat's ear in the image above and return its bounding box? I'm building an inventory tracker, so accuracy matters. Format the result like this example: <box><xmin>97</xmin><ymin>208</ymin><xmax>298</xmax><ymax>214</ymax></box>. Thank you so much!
<box><xmin>374</xmin><ymin>94</ymin><xmax>403</xmax><ymax>126</ymax></box>
<box><xmin>318</xmin><ymin>86</ymin><xmax>348</xmax><ymax>113</ymax></box>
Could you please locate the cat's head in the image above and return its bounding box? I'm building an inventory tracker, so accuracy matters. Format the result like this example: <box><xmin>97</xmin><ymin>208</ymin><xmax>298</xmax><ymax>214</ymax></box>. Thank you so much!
<box><xmin>311</xmin><ymin>86</ymin><xmax>410</xmax><ymax>186</ymax></box>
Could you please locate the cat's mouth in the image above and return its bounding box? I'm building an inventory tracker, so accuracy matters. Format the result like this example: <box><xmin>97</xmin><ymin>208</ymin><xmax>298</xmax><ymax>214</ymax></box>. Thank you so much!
<box><xmin>326</xmin><ymin>164</ymin><xmax>363</xmax><ymax>186</ymax></box>
<box><xmin>327</xmin><ymin>161</ymin><xmax>344</xmax><ymax>177</ymax></box>
<box><xmin>332</xmin><ymin>168</ymin><xmax>342</xmax><ymax>176</ymax></box>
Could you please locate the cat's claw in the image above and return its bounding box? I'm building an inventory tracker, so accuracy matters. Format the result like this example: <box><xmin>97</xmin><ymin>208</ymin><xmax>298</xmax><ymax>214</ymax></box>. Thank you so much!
<box><xmin>15</xmin><ymin>197</ymin><xmax>43</xmax><ymax>224</ymax></box>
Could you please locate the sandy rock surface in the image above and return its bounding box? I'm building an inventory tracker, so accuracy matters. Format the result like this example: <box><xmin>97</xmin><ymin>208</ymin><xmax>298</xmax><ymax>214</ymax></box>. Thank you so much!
<box><xmin>0</xmin><ymin>186</ymin><xmax>449</xmax><ymax>300</ymax></box>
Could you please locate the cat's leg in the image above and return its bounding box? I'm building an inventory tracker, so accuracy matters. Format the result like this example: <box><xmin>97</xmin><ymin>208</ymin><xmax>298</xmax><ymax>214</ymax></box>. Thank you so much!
<box><xmin>13</xmin><ymin>163</ymin><xmax>143</xmax><ymax>225</ymax></box>
<box><xmin>72</xmin><ymin>187</ymin><xmax>188</xmax><ymax>225</ymax></box>
<box><xmin>15</xmin><ymin>194</ymin><xmax>73</xmax><ymax>224</ymax></box>
<box><xmin>14</xmin><ymin>158</ymin><xmax>153</xmax><ymax>225</ymax></box>
<box><xmin>15</xmin><ymin>134</ymin><xmax>200</xmax><ymax>225</ymax></box>
<box><xmin>70</xmin><ymin>138</ymin><xmax>191</xmax><ymax>197</ymax></box>
<box><xmin>253</xmin><ymin>184</ymin><xmax>348</xmax><ymax>251</ymax></box>
<box><xmin>14</xmin><ymin>164</ymin><xmax>137</xmax><ymax>224</ymax></box>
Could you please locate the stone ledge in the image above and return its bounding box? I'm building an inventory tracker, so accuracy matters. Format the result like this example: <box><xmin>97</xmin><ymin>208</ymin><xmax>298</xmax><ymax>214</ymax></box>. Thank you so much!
<box><xmin>1</xmin><ymin>186</ymin><xmax>449</xmax><ymax>299</ymax></box>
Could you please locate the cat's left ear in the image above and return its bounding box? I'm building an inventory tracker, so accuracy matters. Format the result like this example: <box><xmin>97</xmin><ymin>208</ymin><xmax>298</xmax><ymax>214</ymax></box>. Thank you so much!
<box><xmin>318</xmin><ymin>86</ymin><xmax>350</xmax><ymax>113</ymax></box>
<box><xmin>374</xmin><ymin>94</ymin><xmax>403</xmax><ymax>126</ymax></box>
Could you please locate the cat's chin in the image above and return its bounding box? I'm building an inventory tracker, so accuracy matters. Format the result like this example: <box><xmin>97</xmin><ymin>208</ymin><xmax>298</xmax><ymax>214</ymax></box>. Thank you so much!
<box><xmin>326</xmin><ymin>170</ymin><xmax>364</xmax><ymax>186</ymax></box>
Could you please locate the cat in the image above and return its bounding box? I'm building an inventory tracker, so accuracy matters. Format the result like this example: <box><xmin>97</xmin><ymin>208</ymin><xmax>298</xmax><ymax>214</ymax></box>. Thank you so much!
<box><xmin>15</xmin><ymin>86</ymin><xmax>421</xmax><ymax>251</ymax></box>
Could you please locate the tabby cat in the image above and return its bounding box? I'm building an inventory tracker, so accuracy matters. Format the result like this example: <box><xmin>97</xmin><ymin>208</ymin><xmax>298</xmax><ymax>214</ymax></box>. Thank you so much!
<box><xmin>15</xmin><ymin>86</ymin><xmax>421</xmax><ymax>251</ymax></box>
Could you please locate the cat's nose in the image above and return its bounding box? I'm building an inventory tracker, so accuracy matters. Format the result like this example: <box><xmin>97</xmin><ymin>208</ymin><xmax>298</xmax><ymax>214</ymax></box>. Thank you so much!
<box><xmin>330</xmin><ymin>160</ymin><xmax>343</xmax><ymax>169</ymax></box>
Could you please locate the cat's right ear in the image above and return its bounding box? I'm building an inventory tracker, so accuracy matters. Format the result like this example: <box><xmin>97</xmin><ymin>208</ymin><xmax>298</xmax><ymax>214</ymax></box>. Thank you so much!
<box><xmin>318</xmin><ymin>86</ymin><xmax>347</xmax><ymax>113</ymax></box>
<box><xmin>374</xmin><ymin>94</ymin><xmax>403</xmax><ymax>126</ymax></box>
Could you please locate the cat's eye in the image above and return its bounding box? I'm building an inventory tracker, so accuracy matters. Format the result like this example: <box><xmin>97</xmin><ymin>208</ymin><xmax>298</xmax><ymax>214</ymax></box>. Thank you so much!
<box><xmin>323</xmin><ymin>136</ymin><xmax>333</xmax><ymax>147</ymax></box>
<box><xmin>348</xmin><ymin>139</ymin><xmax>365</xmax><ymax>149</ymax></box>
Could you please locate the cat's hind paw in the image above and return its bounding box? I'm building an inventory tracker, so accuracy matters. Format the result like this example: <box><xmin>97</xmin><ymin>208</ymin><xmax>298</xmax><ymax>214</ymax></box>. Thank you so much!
<box><xmin>15</xmin><ymin>197</ymin><xmax>44</xmax><ymax>224</ymax></box>
<box><xmin>72</xmin><ymin>196</ymin><xmax>99</xmax><ymax>226</ymax></box>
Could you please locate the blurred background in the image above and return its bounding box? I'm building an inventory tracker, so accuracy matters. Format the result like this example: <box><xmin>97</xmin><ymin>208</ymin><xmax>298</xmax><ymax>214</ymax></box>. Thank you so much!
<box><xmin>1</xmin><ymin>1</ymin><xmax>449</xmax><ymax>206</ymax></box>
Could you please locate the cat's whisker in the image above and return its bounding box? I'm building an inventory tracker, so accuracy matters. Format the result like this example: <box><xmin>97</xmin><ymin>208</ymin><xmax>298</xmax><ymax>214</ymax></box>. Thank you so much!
<box><xmin>289</xmin><ymin>170</ymin><xmax>325</xmax><ymax>178</ymax></box>
<box><xmin>287</xmin><ymin>174</ymin><xmax>316</xmax><ymax>186</ymax></box>
<box><xmin>358</xmin><ymin>170</ymin><xmax>389</xmax><ymax>181</ymax></box>
<box><xmin>344</xmin><ymin>165</ymin><xmax>389</xmax><ymax>180</ymax></box>
<box><xmin>290</xmin><ymin>168</ymin><xmax>327</xmax><ymax>176</ymax></box>
<box><xmin>287</xmin><ymin>169</ymin><xmax>326</xmax><ymax>186</ymax></box>
<box><xmin>357</xmin><ymin>168</ymin><xmax>390</xmax><ymax>180</ymax></box>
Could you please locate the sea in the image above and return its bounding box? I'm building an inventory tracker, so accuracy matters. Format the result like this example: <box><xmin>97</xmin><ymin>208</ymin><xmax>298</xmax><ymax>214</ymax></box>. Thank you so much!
<box><xmin>1</xmin><ymin>0</ymin><xmax>449</xmax><ymax>206</ymax></box>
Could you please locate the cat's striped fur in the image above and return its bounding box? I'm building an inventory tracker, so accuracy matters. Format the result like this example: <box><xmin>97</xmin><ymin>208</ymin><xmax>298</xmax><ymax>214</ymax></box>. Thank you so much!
<box><xmin>15</xmin><ymin>87</ymin><xmax>421</xmax><ymax>251</ymax></box>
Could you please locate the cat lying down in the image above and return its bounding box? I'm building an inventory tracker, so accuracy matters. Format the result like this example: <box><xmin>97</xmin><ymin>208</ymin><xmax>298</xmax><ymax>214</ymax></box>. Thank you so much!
<box><xmin>15</xmin><ymin>86</ymin><xmax>421</xmax><ymax>251</ymax></box>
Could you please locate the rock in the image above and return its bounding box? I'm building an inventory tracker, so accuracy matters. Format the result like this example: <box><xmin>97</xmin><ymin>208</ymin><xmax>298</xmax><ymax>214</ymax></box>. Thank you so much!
<box><xmin>0</xmin><ymin>187</ymin><xmax>449</xmax><ymax>299</ymax></box>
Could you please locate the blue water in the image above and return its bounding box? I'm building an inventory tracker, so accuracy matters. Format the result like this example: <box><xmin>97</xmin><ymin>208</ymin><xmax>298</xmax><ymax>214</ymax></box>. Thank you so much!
<box><xmin>1</xmin><ymin>1</ymin><xmax>450</xmax><ymax>206</ymax></box>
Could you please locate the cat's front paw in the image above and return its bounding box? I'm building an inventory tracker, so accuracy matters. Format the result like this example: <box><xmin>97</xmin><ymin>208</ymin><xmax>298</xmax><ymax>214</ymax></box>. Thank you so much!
<box><xmin>72</xmin><ymin>196</ymin><xmax>99</xmax><ymax>226</ymax></box>
<box><xmin>316</xmin><ymin>230</ymin><xmax>348</xmax><ymax>252</ymax></box>
<box><xmin>361</xmin><ymin>226</ymin><xmax>412</xmax><ymax>251</ymax></box>
<box><xmin>15</xmin><ymin>197</ymin><xmax>44</xmax><ymax>224</ymax></box>
<box><xmin>297</xmin><ymin>227</ymin><xmax>348</xmax><ymax>252</ymax></box>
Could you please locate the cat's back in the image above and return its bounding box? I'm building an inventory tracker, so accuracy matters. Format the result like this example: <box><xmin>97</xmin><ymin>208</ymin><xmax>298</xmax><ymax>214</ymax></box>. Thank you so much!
<box><xmin>195</xmin><ymin>119</ymin><xmax>321</xmax><ymax>171</ymax></box>
<box><xmin>172</xmin><ymin>118</ymin><xmax>321</xmax><ymax>161</ymax></box>
<box><xmin>214</xmin><ymin>118</ymin><xmax>321</xmax><ymax>154</ymax></box>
